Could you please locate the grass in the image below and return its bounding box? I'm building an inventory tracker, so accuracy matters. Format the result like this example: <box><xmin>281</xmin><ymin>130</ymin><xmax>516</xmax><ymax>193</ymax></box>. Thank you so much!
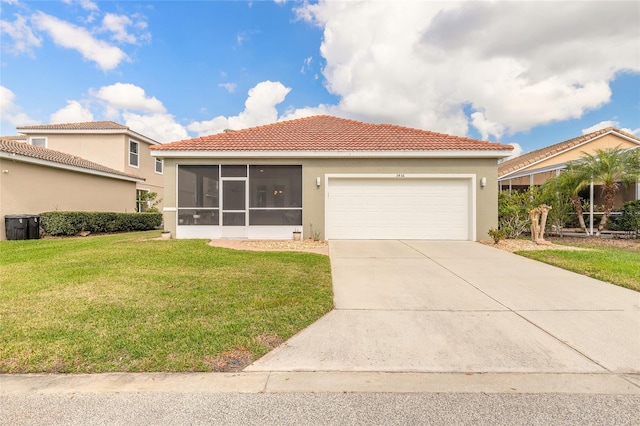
<box><xmin>516</xmin><ymin>241</ymin><xmax>640</xmax><ymax>292</ymax></box>
<box><xmin>0</xmin><ymin>231</ymin><xmax>333</xmax><ymax>373</ymax></box>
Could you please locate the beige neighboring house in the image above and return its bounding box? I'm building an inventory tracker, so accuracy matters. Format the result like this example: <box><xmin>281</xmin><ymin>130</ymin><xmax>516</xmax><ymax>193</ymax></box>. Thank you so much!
<box><xmin>0</xmin><ymin>138</ymin><xmax>144</xmax><ymax>240</ymax></box>
<box><xmin>151</xmin><ymin>115</ymin><xmax>513</xmax><ymax>241</ymax></box>
<box><xmin>15</xmin><ymin>121</ymin><xmax>164</xmax><ymax>212</ymax></box>
<box><xmin>498</xmin><ymin>127</ymin><xmax>640</xmax><ymax>233</ymax></box>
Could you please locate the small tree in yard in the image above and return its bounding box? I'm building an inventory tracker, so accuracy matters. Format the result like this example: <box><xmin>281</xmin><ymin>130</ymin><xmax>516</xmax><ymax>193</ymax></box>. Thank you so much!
<box><xmin>136</xmin><ymin>191</ymin><xmax>162</xmax><ymax>213</ymax></box>
<box><xmin>541</xmin><ymin>171</ymin><xmax>585</xmax><ymax>236</ymax></box>
<box><xmin>498</xmin><ymin>187</ymin><xmax>544</xmax><ymax>239</ymax></box>
<box><xmin>565</xmin><ymin>148</ymin><xmax>640</xmax><ymax>236</ymax></box>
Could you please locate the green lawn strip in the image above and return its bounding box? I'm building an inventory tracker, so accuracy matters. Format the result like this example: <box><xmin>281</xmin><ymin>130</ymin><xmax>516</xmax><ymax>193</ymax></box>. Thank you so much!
<box><xmin>0</xmin><ymin>231</ymin><xmax>333</xmax><ymax>373</ymax></box>
<box><xmin>516</xmin><ymin>244</ymin><xmax>640</xmax><ymax>292</ymax></box>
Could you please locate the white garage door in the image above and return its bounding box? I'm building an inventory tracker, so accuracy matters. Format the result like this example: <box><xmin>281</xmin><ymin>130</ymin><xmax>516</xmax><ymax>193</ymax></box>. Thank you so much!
<box><xmin>326</xmin><ymin>177</ymin><xmax>472</xmax><ymax>240</ymax></box>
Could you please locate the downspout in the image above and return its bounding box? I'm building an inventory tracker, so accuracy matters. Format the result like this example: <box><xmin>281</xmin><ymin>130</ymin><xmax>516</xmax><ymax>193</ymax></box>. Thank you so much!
<box><xmin>589</xmin><ymin>178</ymin><xmax>594</xmax><ymax>236</ymax></box>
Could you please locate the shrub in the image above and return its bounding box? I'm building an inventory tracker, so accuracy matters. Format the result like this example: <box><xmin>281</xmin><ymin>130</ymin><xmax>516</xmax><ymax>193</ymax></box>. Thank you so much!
<box><xmin>498</xmin><ymin>188</ymin><xmax>544</xmax><ymax>239</ymax></box>
<box><xmin>487</xmin><ymin>227</ymin><xmax>505</xmax><ymax>244</ymax></box>
<box><xmin>40</xmin><ymin>211</ymin><xmax>162</xmax><ymax>236</ymax></box>
<box><xmin>609</xmin><ymin>200</ymin><xmax>640</xmax><ymax>238</ymax></box>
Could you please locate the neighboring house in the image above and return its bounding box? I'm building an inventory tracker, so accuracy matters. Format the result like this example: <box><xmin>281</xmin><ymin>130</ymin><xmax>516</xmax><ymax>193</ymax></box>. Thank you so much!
<box><xmin>498</xmin><ymin>127</ymin><xmax>640</xmax><ymax>203</ymax></box>
<box><xmin>0</xmin><ymin>138</ymin><xmax>144</xmax><ymax>240</ymax></box>
<box><xmin>15</xmin><ymin>121</ymin><xmax>164</xmax><ymax>212</ymax></box>
<box><xmin>498</xmin><ymin>127</ymin><xmax>640</xmax><ymax>234</ymax></box>
<box><xmin>151</xmin><ymin>115</ymin><xmax>512</xmax><ymax>241</ymax></box>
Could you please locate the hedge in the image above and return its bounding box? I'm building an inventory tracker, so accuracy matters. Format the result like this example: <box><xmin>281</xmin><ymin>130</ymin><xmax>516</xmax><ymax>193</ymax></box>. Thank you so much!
<box><xmin>40</xmin><ymin>211</ymin><xmax>162</xmax><ymax>236</ymax></box>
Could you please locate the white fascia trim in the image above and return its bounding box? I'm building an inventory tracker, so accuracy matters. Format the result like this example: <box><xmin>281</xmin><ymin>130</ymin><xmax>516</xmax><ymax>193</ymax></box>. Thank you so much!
<box><xmin>17</xmin><ymin>128</ymin><xmax>160</xmax><ymax>146</ymax></box>
<box><xmin>0</xmin><ymin>152</ymin><xmax>144</xmax><ymax>182</ymax></box>
<box><xmin>150</xmin><ymin>149</ymin><xmax>513</xmax><ymax>159</ymax></box>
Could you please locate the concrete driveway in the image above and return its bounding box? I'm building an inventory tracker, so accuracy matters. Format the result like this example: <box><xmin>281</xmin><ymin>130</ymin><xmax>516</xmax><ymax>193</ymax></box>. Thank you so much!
<box><xmin>246</xmin><ymin>241</ymin><xmax>640</xmax><ymax>374</ymax></box>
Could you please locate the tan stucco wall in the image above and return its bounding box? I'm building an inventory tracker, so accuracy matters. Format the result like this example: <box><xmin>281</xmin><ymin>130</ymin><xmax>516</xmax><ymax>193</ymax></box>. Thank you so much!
<box><xmin>517</xmin><ymin>134</ymin><xmax>638</xmax><ymax>175</ymax></box>
<box><xmin>0</xmin><ymin>158</ymin><xmax>136</xmax><ymax>240</ymax></box>
<box><xmin>29</xmin><ymin>133</ymin><xmax>164</xmax><ymax>209</ymax></box>
<box><xmin>161</xmin><ymin>157</ymin><xmax>500</xmax><ymax>240</ymax></box>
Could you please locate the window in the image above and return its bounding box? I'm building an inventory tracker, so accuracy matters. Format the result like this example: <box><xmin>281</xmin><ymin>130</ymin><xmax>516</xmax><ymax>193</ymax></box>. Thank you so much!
<box><xmin>155</xmin><ymin>158</ymin><xmax>163</xmax><ymax>174</ymax></box>
<box><xmin>30</xmin><ymin>137</ymin><xmax>47</xmax><ymax>148</ymax></box>
<box><xmin>129</xmin><ymin>140</ymin><xmax>139</xmax><ymax>167</ymax></box>
<box><xmin>136</xmin><ymin>189</ymin><xmax>149</xmax><ymax>213</ymax></box>
<box><xmin>178</xmin><ymin>165</ymin><xmax>219</xmax><ymax>225</ymax></box>
<box><xmin>249</xmin><ymin>165</ymin><xmax>302</xmax><ymax>225</ymax></box>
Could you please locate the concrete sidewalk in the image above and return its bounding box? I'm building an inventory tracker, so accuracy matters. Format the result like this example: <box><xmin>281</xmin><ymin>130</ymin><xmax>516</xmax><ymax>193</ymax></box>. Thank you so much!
<box><xmin>246</xmin><ymin>241</ymin><xmax>640</xmax><ymax>376</ymax></box>
<box><xmin>2</xmin><ymin>371</ymin><xmax>639</xmax><ymax>394</ymax></box>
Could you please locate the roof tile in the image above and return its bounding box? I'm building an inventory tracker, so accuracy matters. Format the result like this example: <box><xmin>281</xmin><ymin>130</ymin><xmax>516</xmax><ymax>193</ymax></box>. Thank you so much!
<box><xmin>0</xmin><ymin>138</ymin><xmax>143</xmax><ymax>181</ymax></box>
<box><xmin>17</xmin><ymin>121</ymin><xmax>128</xmax><ymax>131</ymax></box>
<box><xmin>152</xmin><ymin>115</ymin><xmax>512</xmax><ymax>152</ymax></box>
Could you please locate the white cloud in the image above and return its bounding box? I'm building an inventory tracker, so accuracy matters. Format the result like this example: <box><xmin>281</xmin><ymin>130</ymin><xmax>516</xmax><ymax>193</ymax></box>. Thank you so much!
<box><xmin>50</xmin><ymin>100</ymin><xmax>94</xmax><ymax>124</ymax></box>
<box><xmin>218</xmin><ymin>82</ymin><xmax>237</xmax><ymax>94</ymax></box>
<box><xmin>188</xmin><ymin>81</ymin><xmax>291</xmax><ymax>135</ymax></box>
<box><xmin>582</xmin><ymin>120</ymin><xmax>621</xmax><ymax>134</ymax></box>
<box><xmin>101</xmin><ymin>13</ymin><xmax>135</xmax><ymax>44</ymax></box>
<box><xmin>31</xmin><ymin>11</ymin><xmax>128</xmax><ymax>71</ymax></box>
<box><xmin>499</xmin><ymin>142</ymin><xmax>523</xmax><ymax>162</ymax></box>
<box><xmin>300</xmin><ymin>56</ymin><xmax>312</xmax><ymax>73</ymax></box>
<box><xmin>122</xmin><ymin>112</ymin><xmax>189</xmax><ymax>143</ymax></box>
<box><xmin>0</xmin><ymin>85</ymin><xmax>39</xmax><ymax>131</ymax></box>
<box><xmin>0</xmin><ymin>14</ymin><xmax>42</xmax><ymax>56</ymax></box>
<box><xmin>62</xmin><ymin>0</ymin><xmax>99</xmax><ymax>12</ymax></box>
<box><xmin>293</xmin><ymin>1</ymin><xmax>640</xmax><ymax>140</ymax></box>
<box><xmin>91</xmin><ymin>83</ymin><xmax>166</xmax><ymax>114</ymax></box>
<box><xmin>101</xmin><ymin>13</ymin><xmax>150</xmax><ymax>44</ymax></box>
<box><xmin>621</xmin><ymin>128</ymin><xmax>640</xmax><ymax>136</ymax></box>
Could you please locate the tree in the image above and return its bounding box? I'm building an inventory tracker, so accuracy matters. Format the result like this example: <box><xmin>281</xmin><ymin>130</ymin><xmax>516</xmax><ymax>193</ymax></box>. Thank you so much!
<box><xmin>565</xmin><ymin>147</ymin><xmax>640</xmax><ymax>236</ymax></box>
<box><xmin>541</xmin><ymin>170</ymin><xmax>589</xmax><ymax>235</ymax></box>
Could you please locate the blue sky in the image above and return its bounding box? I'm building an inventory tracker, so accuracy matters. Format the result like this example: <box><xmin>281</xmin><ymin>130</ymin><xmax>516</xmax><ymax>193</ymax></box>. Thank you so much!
<box><xmin>1</xmin><ymin>0</ymin><xmax>639</xmax><ymax>158</ymax></box>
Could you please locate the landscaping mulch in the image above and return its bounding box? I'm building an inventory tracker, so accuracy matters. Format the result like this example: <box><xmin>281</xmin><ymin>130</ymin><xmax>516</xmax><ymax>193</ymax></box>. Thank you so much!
<box><xmin>208</xmin><ymin>239</ymin><xmax>329</xmax><ymax>255</ymax></box>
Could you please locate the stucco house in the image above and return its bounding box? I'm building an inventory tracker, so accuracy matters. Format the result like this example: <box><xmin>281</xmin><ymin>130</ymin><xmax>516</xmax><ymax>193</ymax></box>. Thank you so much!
<box><xmin>15</xmin><ymin>121</ymin><xmax>164</xmax><ymax>212</ymax></box>
<box><xmin>151</xmin><ymin>115</ymin><xmax>513</xmax><ymax>240</ymax></box>
<box><xmin>0</xmin><ymin>138</ymin><xmax>143</xmax><ymax>240</ymax></box>
<box><xmin>498</xmin><ymin>127</ymin><xmax>640</xmax><ymax>234</ymax></box>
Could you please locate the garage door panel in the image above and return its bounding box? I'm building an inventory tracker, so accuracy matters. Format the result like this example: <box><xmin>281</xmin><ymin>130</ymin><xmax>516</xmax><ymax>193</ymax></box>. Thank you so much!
<box><xmin>326</xmin><ymin>178</ymin><xmax>471</xmax><ymax>240</ymax></box>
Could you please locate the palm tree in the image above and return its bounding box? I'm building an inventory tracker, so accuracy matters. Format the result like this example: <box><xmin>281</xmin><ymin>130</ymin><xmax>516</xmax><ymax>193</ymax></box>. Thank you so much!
<box><xmin>566</xmin><ymin>147</ymin><xmax>640</xmax><ymax>236</ymax></box>
<box><xmin>542</xmin><ymin>170</ymin><xmax>589</xmax><ymax>234</ymax></box>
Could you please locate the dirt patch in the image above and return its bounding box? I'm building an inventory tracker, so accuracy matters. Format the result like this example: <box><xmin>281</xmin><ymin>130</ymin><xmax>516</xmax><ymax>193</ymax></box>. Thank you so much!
<box><xmin>480</xmin><ymin>239</ymin><xmax>591</xmax><ymax>253</ymax></box>
<box><xmin>255</xmin><ymin>333</ymin><xmax>284</xmax><ymax>350</ymax></box>
<box><xmin>205</xmin><ymin>348</ymin><xmax>253</xmax><ymax>372</ymax></box>
<box><xmin>481</xmin><ymin>236</ymin><xmax>639</xmax><ymax>253</ymax></box>
<box><xmin>208</xmin><ymin>239</ymin><xmax>329</xmax><ymax>255</ymax></box>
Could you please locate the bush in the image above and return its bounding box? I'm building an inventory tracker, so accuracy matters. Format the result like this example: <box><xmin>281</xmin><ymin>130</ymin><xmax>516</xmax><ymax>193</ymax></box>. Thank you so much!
<box><xmin>40</xmin><ymin>211</ymin><xmax>162</xmax><ymax>236</ymax></box>
<box><xmin>498</xmin><ymin>188</ymin><xmax>544</xmax><ymax>239</ymax></box>
<box><xmin>609</xmin><ymin>200</ymin><xmax>640</xmax><ymax>238</ymax></box>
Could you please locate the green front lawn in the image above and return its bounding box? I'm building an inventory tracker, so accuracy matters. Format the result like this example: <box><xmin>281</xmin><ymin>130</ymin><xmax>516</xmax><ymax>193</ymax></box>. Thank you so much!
<box><xmin>516</xmin><ymin>241</ymin><xmax>640</xmax><ymax>292</ymax></box>
<box><xmin>0</xmin><ymin>231</ymin><xmax>333</xmax><ymax>373</ymax></box>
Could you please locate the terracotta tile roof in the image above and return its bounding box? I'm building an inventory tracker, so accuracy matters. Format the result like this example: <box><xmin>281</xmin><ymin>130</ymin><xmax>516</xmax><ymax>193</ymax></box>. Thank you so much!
<box><xmin>0</xmin><ymin>138</ymin><xmax>143</xmax><ymax>181</ymax></box>
<box><xmin>0</xmin><ymin>135</ymin><xmax>27</xmax><ymax>141</ymax></box>
<box><xmin>17</xmin><ymin>121</ymin><xmax>128</xmax><ymax>131</ymax></box>
<box><xmin>498</xmin><ymin>127</ymin><xmax>640</xmax><ymax>178</ymax></box>
<box><xmin>152</xmin><ymin>115</ymin><xmax>512</xmax><ymax>152</ymax></box>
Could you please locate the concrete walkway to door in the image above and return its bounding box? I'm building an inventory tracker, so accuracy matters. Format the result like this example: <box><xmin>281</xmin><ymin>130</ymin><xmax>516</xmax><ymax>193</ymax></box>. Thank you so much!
<box><xmin>246</xmin><ymin>240</ymin><xmax>640</xmax><ymax>376</ymax></box>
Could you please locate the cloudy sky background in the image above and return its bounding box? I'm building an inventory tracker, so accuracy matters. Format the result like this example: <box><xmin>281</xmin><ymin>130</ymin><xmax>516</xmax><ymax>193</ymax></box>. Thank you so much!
<box><xmin>1</xmin><ymin>0</ymin><xmax>639</xmax><ymax>158</ymax></box>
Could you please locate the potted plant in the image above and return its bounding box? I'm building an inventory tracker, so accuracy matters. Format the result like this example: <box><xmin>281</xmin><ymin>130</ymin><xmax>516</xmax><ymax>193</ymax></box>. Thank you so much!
<box><xmin>293</xmin><ymin>229</ymin><xmax>302</xmax><ymax>240</ymax></box>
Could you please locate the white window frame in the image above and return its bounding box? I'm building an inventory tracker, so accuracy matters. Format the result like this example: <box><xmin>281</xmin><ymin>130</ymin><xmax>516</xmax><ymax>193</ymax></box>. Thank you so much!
<box><xmin>129</xmin><ymin>140</ymin><xmax>139</xmax><ymax>168</ymax></box>
<box><xmin>30</xmin><ymin>137</ymin><xmax>47</xmax><ymax>148</ymax></box>
<box><xmin>155</xmin><ymin>158</ymin><xmax>163</xmax><ymax>174</ymax></box>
